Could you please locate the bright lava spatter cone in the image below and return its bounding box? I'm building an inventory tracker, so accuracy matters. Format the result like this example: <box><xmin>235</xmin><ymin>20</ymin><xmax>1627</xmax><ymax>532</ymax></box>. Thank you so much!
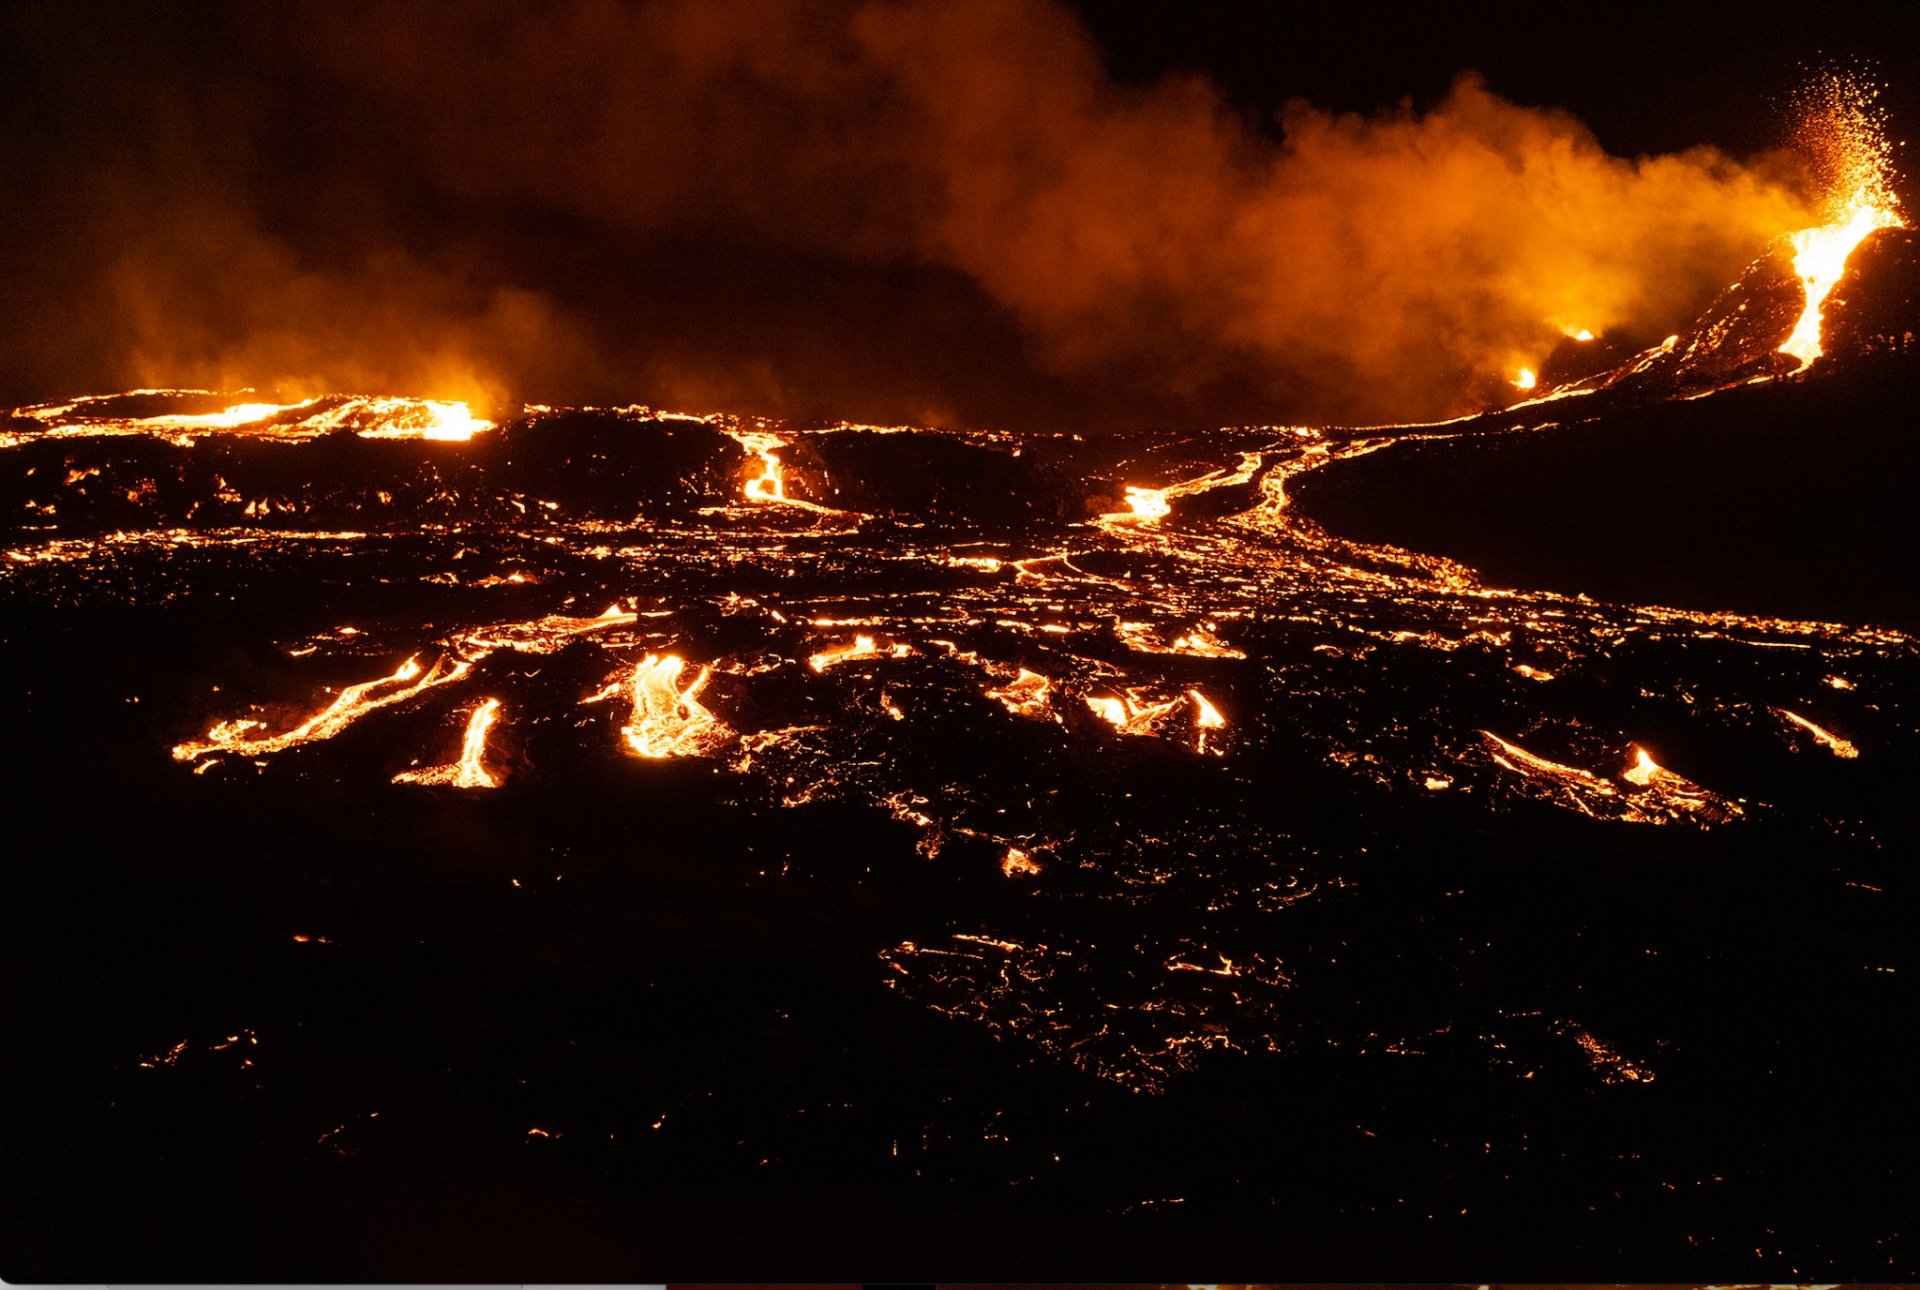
<box><xmin>1777</xmin><ymin>72</ymin><xmax>1907</xmax><ymax>369</ymax></box>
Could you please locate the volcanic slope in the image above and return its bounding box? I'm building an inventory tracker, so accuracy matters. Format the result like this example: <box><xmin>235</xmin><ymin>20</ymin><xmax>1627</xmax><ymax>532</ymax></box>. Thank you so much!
<box><xmin>1291</xmin><ymin>226</ymin><xmax>1920</xmax><ymax>629</ymax></box>
<box><xmin>4</xmin><ymin>283</ymin><xmax>1920</xmax><ymax>1275</ymax></box>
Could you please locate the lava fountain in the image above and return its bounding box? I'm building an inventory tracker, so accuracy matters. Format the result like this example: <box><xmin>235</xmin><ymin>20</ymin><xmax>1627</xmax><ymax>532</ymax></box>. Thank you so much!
<box><xmin>1778</xmin><ymin>72</ymin><xmax>1907</xmax><ymax>368</ymax></box>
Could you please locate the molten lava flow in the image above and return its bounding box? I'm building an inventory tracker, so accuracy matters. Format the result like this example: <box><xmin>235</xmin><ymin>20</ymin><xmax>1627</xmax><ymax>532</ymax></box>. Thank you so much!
<box><xmin>347</xmin><ymin>398</ymin><xmax>493</xmax><ymax>440</ymax></box>
<box><xmin>985</xmin><ymin>668</ymin><xmax>1054</xmax><ymax>719</ymax></box>
<box><xmin>1100</xmin><ymin>485</ymin><xmax>1173</xmax><ymax>526</ymax></box>
<box><xmin>737</xmin><ymin>430</ymin><xmax>790</xmax><ymax>503</ymax></box>
<box><xmin>808</xmin><ymin>634</ymin><xmax>912</xmax><ymax>672</ymax></box>
<box><xmin>173</xmin><ymin>655</ymin><xmax>469</xmax><ymax>762</ymax></box>
<box><xmin>1779</xmin><ymin>201</ymin><xmax>1904</xmax><ymax>366</ymax></box>
<box><xmin>457</xmin><ymin>603</ymin><xmax>637</xmax><ymax>654</ymax></box>
<box><xmin>1190</xmin><ymin>689</ymin><xmax>1227</xmax><ymax>754</ymax></box>
<box><xmin>1778</xmin><ymin>73</ymin><xmax>1906</xmax><ymax>369</ymax></box>
<box><xmin>394</xmin><ymin>697</ymin><xmax>503</xmax><ymax>788</ymax></box>
<box><xmin>1116</xmin><ymin>620</ymin><xmax>1247</xmax><ymax>659</ymax></box>
<box><xmin>620</xmin><ymin>654</ymin><xmax>733</xmax><ymax>759</ymax></box>
<box><xmin>1619</xmin><ymin>746</ymin><xmax>1664</xmax><ymax>787</ymax></box>
<box><xmin>1481</xmin><ymin>730</ymin><xmax>1610</xmax><ymax>797</ymax></box>
<box><xmin>1085</xmin><ymin>690</ymin><xmax>1183</xmax><ymax>736</ymax></box>
<box><xmin>1481</xmin><ymin>732</ymin><xmax>1740</xmax><ymax>825</ymax></box>
<box><xmin>726</xmin><ymin>429</ymin><xmax>852</xmax><ymax>515</ymax></box>
<box><xmin>143</xmin><ymin>398</ymin><xmax>316</xmax><ymax>429</ymax></box>
<box><xmin>1001</xmin><ymin>846</ymin><xmax>1040</xmax><ymax>877</ymax></box>
<box><xmin>1775</xmin><ymin>707</ymin><xmax>1860</xmax><ymax>758</ymax></box>
<box><xmin>1620</xmin><ymin>745</ymin><xmax>1742</xmax><ymax>822</ymax></box>
<box><xmin>1555</xmin><ymin>1021</ymin><xmax>1655</xmax><ymax>1085</ymax></box>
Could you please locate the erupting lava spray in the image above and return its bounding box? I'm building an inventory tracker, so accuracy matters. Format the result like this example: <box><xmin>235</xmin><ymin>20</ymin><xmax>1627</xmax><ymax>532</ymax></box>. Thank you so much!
<box><xmin>1778</xmin><ymin>71</ymin><xmax>1907</xmax><ymax>368</ymax></box>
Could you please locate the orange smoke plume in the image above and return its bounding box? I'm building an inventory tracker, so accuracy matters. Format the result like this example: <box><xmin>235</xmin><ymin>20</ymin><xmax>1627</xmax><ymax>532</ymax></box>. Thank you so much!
<box><xmin>3</xmin><ymin>1</ymin><xmax>1848</xmax><ymax>425</ymax></box>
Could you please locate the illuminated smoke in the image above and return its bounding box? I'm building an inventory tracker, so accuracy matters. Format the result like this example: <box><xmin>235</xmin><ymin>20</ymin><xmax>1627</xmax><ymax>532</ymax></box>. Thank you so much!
<box><xmin>5</xmin><ymin>0</ymin><xmax>1838</xmax><ymax>423</ymax></box>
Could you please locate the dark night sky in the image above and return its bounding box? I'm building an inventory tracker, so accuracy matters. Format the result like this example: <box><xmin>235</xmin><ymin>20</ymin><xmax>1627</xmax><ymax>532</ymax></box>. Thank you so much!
<box><xmin>1082</xmin><ymin>3</ymin><xmax>1920</xmax><ymax>158</ymax></box>
<box><xmin>3</xmin><ymin>1</ymin><xmax>1917</xmax><ymax>431</ymax></box>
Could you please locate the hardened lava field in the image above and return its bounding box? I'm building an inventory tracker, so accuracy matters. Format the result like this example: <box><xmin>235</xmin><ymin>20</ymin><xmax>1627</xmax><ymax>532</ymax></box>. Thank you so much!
<box><xmin>3</xmin><ymin>366</ymin><xmax>1917</xmax><ymax>1280</ymax></box>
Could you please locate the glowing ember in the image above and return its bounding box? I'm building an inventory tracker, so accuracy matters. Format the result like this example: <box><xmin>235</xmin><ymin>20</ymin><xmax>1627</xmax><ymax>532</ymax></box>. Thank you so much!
<box><xmin>1512</xmin><ymin>367</ymin><xmax>1538</xmax><ymax>391</ymax></box>
<box><xmin>1778</xmin><ymin>72</ymin><xmax>1906</xmax><ymax>368</ymax></box>
<box><xmin>173</xmin><ymin>655</ymin><xmax>468</xmax><ymax>762</ymax></box>
<box><xmin>620</xmin><ymin>654</ymin><xmax>733</xmax><ymax>759</ymax></box>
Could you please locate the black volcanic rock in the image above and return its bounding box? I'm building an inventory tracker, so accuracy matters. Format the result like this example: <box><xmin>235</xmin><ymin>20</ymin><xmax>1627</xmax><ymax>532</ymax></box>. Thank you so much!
<box><xmin>1292</xmin><ymin>219</ymin><xmax>1920</xmax><ymax>630</ymax></box>
<box><xmin>0</xmin><ymin>410</ymin><xmax>754</xmax><ymax>539</ymax></box>
<box><xmin>1661</xmin><ymin>244</ymin><xmax>1807</xmax><ymax>387</ymax></box>
<box><xmin>1548</xmin><ymin>241</ymin><xmax>1806</xmax><ymax>407</ymax></box>
<box><xmin>491</xmin><ymin>410</ymin><xmax>747</xmax><ymax>518</ymax></box>
<box><xmin>794</xmin><ymin>430</ymin><xmax>1097</xmax><ymax>524</ymax></box>
<box><xmin>1822</xmin><ymin>226</ymin><xmax>1920</xmax><ymax>361</ymax></box>
<box><xmin>1293</xmin><ymin>359</ymin><xmax>1920</xmax><ymax>628</ymax></box>
<box><xmin>1536</xmin><ymin>332</ymin><xmax>1622</xmax><ymax>386</ymax></box>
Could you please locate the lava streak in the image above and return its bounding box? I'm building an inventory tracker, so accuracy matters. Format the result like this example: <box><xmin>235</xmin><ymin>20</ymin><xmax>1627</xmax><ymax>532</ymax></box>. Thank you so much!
<box><xmin>1775</xmin><ymin>707</ymin><xmax>1860</xmax><ymax>758</ymax></box>
<box><xmin>620</xmin><ymin>655</ymin><xmax>733</xmax><ymax>759</ymax></box>
<box><xmin>808</xmin><ymin>634</ymin><xmax>912</xmax><ymax>671</ymax></box>
<box><xmin>1480</xmin><ymin>731</ymin><xmax>1740</xmax><ymax>825</ymax></box>
<box><xmin>394</xmin><ymin>697</ymin><xmax>504</xmax><ymax>788</ymax></box>
<box><xmin>173</xmin><ymin>655</ymin><xmax>468</xmax><ymax>762</ymax></box>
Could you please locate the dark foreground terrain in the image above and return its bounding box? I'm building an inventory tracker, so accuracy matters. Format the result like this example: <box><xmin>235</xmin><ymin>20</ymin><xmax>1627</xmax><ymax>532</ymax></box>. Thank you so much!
<box><xmin>1293</xmin><ymin>355</ymin><xmax>1920</xmax><ymax>632</ymax></box>
<box><xmin>1</xmin><ymin>369</ymin><xmax>1916</xmax><ymax>1280</ymax></box>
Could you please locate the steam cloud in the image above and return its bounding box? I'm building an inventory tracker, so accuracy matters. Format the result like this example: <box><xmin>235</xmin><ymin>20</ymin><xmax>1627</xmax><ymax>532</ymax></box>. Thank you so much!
<box><xmin>3</xmin><ymin>0</ymin><xmax>1821</xmax><ymax>427</ymax></box>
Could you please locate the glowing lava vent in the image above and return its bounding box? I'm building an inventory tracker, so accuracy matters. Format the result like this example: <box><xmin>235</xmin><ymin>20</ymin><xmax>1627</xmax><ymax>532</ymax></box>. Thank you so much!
<box><xmin>1778</xmin><ymin>72</ymin><xmax>1906</xmax><ymax>368</ymax></box>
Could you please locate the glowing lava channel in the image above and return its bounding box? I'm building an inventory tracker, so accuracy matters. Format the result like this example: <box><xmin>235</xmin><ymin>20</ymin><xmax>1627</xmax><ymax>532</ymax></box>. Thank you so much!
<box><xmin>393</xmin><ymin>697</ymin><xmax>504</xmax><ymax>788</ymax></box>
<box><xmin>173</xmin><ymin>656</ymin><xmax>469</xmax><ymax>762</ymax></box>
<box><xmin>728</xmin><ymin>430</ymin><xmax>850</xmax><ymax>515</ymax></box>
